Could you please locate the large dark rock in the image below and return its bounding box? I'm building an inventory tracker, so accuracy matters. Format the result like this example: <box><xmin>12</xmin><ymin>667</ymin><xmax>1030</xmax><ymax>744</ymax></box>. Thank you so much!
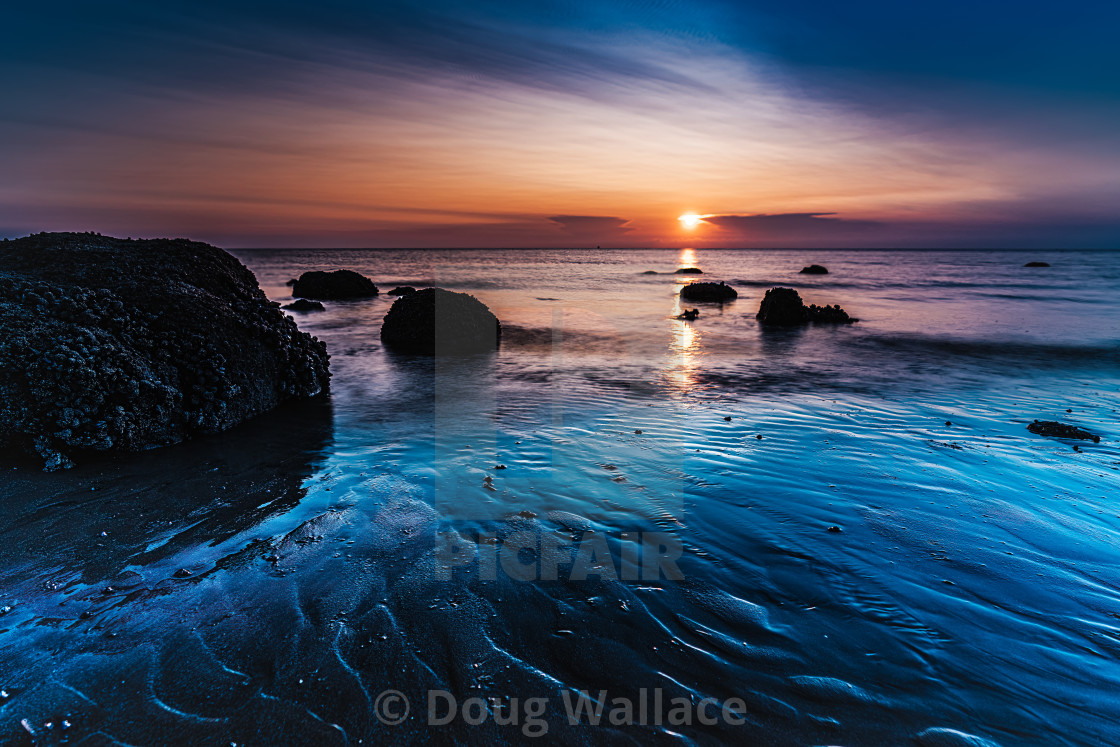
<box><xmin>1027</xmin><ymin>420</ymin><xmax>1100</xmax><ymax>442</ymax></box>
<box><xmin>291</xmin><ymin>270</ymin><xmax>378</xmax><ymax>299</ymax></box>
<box><xmin>680</xmin><ymin>282</ymin><xmax>738</xmax><ymax>302</ymax></box>
<box><xmin>0</xmin><ymin>232</ymin><xmax>330</xmax><ymax>470</ymax></box>
<box><xmin>756</xmin><ymin>287</ymin><xmax>856</xmax><ymax>325</ymax></box>
<box><xmin>1024</xmin><ymin>261</ymin><xmax>1051</xmax><ymax>268</ymax></box>
<box><xmin>800</xmin><ymin>264</ymin><xmax>829</xmax><ymax>274</ymax></box>
<box><xmin>380</xmin><ymin>288</ymin><xmax>501</xmax><ymax>354</ymax></box>
<box><xmin>675</xmin><ymin>267</ymin><xmax>703</xmax><ymax>274</ymax></box>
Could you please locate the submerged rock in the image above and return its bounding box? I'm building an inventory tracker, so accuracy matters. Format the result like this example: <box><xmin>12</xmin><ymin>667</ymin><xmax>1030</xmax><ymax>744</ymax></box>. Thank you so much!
<box><xmin>0</xmin><ymin>232</ymin><xmax>330</xmax><ymax>470</ymax></box>
<box><xmin>282</xmin><ymin>299</ymin><xmax>325</xmax><ymax>312</ymax></box>
<box><xmin>799</xmin><ymin>264</ymin><xmax>829</xmax><ymax>274</ymax></box>
<box><xmin>291</xmin><ymin>270</ymin><xmax>378</xmax><ymax>299</ymax></box>
<box><xmin>680</xmin><ymin>282</ymin><xmax>738</xmax><ymax>302</ymax></box>
<box><xmin>677</xmin><ymin>308</ymin><xmax>700</xmax><ymax>320</ymax></box>
<box><xmin>1024</xmin><ymin>261</ymin><xmax>1051</xmax><ymax>267</ymax></box>
<box><xmin>641</xmin><ymin>270</ymin><xmax>658</xmax><ymax>275</ymax></box>
<box><xmin>387</xmin><ymin>286</ymin><xmax>417</xmax><ymax>296</ymax></box>
<box><xmin>675</xmin><ymin>267</ymin><xmax>703</xmax><ymax>274</ymax></box>
<box><xmin>1027</xmin><ymin>420</ymin><xmax>1100</xmax><ymax>442</ymax></box>
<box><xmin>914</xmin><ymin>727</ymin><xmax>1002</xmax><ymax>747</ymax></box>
<box><xmin>380</xmin><ymin>287</ymin><xmax>501</xmax><ymax>354</ymax></box>
<box><xmin>756</xmin><ymin>287</ymin><xmax>856</xmax><ymax>325</ymax></box>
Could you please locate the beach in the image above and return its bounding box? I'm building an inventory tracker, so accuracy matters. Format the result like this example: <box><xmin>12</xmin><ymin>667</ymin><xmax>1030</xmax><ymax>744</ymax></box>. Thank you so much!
<box><xmin>1</xmin><ymin>247</ymin><xmax>1118</xmax><ymax>745</ymax></box>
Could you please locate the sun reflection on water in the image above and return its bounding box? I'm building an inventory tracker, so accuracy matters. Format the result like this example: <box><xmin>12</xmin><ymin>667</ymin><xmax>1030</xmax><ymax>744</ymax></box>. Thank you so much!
<box><xmin>678</xmin><ymin>247</ymin><xmax>697</xmax><ymax>270</ymax></box>
<box><xmin>664</xmin><ymin>295</ymin><xmax>702</xmax><ymax>393</ymax></box>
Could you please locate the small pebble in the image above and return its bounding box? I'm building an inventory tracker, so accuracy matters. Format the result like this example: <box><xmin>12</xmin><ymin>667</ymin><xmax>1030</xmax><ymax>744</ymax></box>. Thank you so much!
<box><xmin>756</xmin><ymin>434</ymin><xmax>763</xmax><ymax>440</ymax></box>
<box><xmin>945</xmin><ymin>421</ymin><xmax>952</xmax><ymax>426</ymax></box>
<box><xmin>724</xmin><ymin>416</ymin><xmax>732</xmax><ymax>421</ymax></box>
<box><xmin>634</xmin><ymin>429</ymin><xmax>642</xmax><ymax>434</ymax></box>
<box><xmin>827</xmin><ymin>526</ymin><xmax>842</xmax><ymax>533</ymax></box>
<box><xmin>173</xmin><ymin>568</ymin><xmax>192</xmax><ymax>578</ymax></box>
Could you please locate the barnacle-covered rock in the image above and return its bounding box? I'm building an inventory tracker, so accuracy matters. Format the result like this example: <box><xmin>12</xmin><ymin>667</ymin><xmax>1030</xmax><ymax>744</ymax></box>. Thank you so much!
<box><xmin>756</xmin><ymin>287</ymin><xmax>857</xmax><ymax>325</ymax></box>
<box><xmin>0</xmin><ymin>232</ymin><xmax>330</xmax><ymax>470</ymax></box>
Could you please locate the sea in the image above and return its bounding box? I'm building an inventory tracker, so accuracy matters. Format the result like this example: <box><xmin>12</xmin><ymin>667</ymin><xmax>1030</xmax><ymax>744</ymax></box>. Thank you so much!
<box><xmin>1</xmin><ymin>248</ymin><xmax>1118</xmax><ymax>745</ymax></box>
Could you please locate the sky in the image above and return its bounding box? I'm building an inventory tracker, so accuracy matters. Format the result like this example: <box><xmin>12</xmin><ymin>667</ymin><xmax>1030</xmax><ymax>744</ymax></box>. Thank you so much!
<box><xmin>2</xmin><ymin>0</ymin><xmax>1119</xmax><ymax>248</ymax></box>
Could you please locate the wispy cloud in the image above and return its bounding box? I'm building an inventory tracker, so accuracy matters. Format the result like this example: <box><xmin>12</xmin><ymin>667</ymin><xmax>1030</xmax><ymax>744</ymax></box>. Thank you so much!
<box><xmin>703</xmin><ymin>212</ymin><xmax>882</xmax><ymax>233</ymax></box>
<box><xmin>548</xmin><ymin>215</ymin><xmax>631</xmax><ymax>234</ymax></box>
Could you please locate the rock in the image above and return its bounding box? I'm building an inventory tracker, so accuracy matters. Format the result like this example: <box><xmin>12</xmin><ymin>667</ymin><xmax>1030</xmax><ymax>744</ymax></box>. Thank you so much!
<box><xmin>755</xmin><ymin>287</ymin><xmax>806</xmax><ymax>325</ymax></box>
<box><xmin>282</xmin><ymin>299</ymin><xmax>325</xmax><ymax>312</ymax></box>
<box><xmin>677</xmin><ymin>308</ymin><xmax>700</xmax><ymax>320</ymax></box>
<box><xmin>1024</xmin><ymin>261</ymin><xmax>1050</xmax><ymax>267</ymax></box>
<box><xmin>915</xmin><ymin>727</ymin><xmax>1002</xmax><ymax>747</ymax></box>
<box><xmin>827</xmin><ymin>525</ymin><xmax>842</xmax><ymax>533</ymax></box>
<box><xmin>641</xmin><ymin>270</ymin><xmax>658</xmax><ymax>275</ymax></box>
<box><xmin>380</xmin><ymin>287</ymin><xmax>501</xmax><ymax>354</ymax></box>
<box><xmin>675</xmin><ymin>267</ymin><xmax>703</xmax><ymax>274</ymax></box>
<box><xmin>755</xmin><ymin>287</ymin><xmax>856</xmax><ymax>325</ymax></box>
<box><xmin>1027</xmin><ymin>420</ymin><xmax>1100</xmax><ymax>442</ymax></box>
<box><xmin>387</xmin><ymin>286</ymin><xmax>416</xmax><ymax>296</ymax></box>
<box><xmin>680</xmin><ymin>282</ymin><xmax>737</xmax><ymax>302</ymax></box>
<box><xmin>805</xmin><ymin>303</ymin><xmax>855</xmax><ymax>323</ymax></box>
<box><xmin>285</xmin><ymin>278</ymin><xmax>298</xmax><ymax>286</ymax></box>
<box><xmin>0</xmin><ymin>232</ymin><xmax>330</xmax><ymax>470</ymax></box>
<box><xmin>799</xmin><ymin>264</ymin><xmax>829</xmax><ymax>274</ymax></box>
<box><xmin>291</xmin><ymin>270</ymin><xmax>378</xmax><ymax>299</ymax></box>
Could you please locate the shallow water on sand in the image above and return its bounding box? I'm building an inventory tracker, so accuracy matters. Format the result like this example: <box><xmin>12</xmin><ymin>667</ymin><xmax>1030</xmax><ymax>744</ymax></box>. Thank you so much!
<box><xmin>1</xmin><ymin>249</ymin><xmax>1119</xmax><ymax>745</ymax></box>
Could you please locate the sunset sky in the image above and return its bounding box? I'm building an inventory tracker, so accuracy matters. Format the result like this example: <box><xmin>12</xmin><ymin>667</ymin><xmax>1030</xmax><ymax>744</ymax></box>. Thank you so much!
<box><xmin>3</xmin><ymin>1</ymin><xmax>1119</xmax><ymax>248</ymax></box>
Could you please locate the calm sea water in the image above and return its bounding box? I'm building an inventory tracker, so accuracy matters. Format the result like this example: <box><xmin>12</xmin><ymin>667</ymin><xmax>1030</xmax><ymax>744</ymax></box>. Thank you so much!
<box><xmin>1</xmin><ymin>248</ymin><xmax>1118</xmax><ymax>745</ymax></box>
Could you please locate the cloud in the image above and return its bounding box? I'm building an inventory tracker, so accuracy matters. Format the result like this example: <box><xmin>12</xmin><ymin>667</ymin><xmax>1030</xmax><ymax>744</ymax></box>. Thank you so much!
<box><xmin>703</xmin><ymin>212</ymin><xmax>882</xmax><ymax>234</ymax></box>
<box><xmin>548</xmin><ymin>215</ymin><xmax>631</xmax><ymax>234</ymax></box>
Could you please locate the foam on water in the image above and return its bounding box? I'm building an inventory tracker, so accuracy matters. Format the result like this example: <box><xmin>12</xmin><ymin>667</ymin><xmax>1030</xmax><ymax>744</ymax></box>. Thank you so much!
<box><xmin>1</xmin><ymin>248</ymin><xmax>1118</xmax><ymax>745</ymax></box>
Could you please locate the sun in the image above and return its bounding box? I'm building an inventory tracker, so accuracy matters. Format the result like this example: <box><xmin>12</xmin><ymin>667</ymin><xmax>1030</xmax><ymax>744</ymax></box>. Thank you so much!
<box><xmin>678</xmin><ymin>213</ymin><xmax>704</xmax><ymax>229</ymax></box>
